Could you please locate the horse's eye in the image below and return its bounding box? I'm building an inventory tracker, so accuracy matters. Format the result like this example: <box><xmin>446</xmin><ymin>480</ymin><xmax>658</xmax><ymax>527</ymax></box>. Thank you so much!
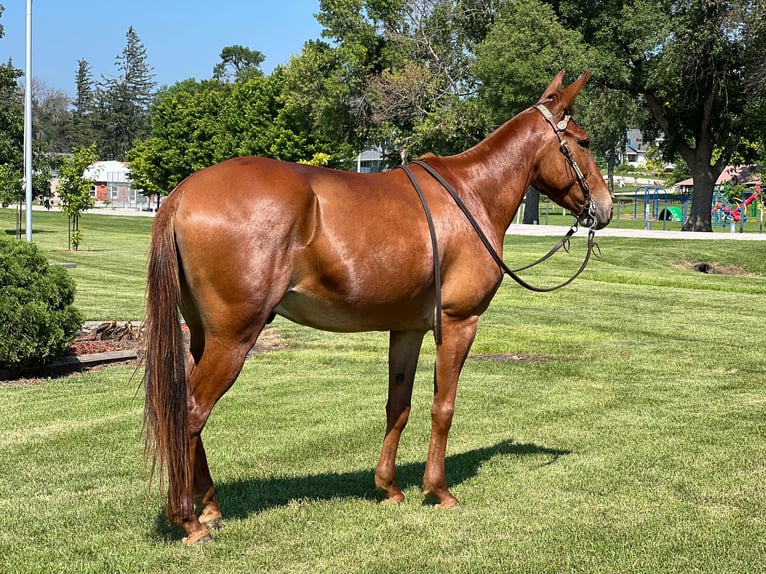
<box><xmin>578</xmin><ymin>139</ymin><xmax>590</xmax><ymax>150</ymax></box>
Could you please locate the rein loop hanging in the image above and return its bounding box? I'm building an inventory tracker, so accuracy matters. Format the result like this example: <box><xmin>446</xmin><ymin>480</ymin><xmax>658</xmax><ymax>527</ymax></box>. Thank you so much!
<box><xmin>400</xmin><ymin>104</ymin><xmax>601</xmax><ymax>344</ymax></box>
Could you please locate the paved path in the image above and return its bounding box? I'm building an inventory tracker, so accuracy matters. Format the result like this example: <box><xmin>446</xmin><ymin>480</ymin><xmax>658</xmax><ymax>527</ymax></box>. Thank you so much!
<box><xmin>506</xmin><ymin>224</ymin><xmax>766</xmax><ymax>241</ymax></box>
<box><xmin>20</xmin><ymin>206</ymin><xmax>766</xmax><ymax>241</ymax></box>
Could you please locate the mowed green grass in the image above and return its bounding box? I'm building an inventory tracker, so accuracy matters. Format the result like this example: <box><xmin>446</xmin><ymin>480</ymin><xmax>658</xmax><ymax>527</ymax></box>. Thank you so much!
<box><xmin>2</xmin><ymin>208</ymin><xmax>153</xmax><ymax>320</ymax></box>
<box><xmin>1</xmin><ymin>207</ymin><xmax>765</xmax><ymax>572</ymax></box>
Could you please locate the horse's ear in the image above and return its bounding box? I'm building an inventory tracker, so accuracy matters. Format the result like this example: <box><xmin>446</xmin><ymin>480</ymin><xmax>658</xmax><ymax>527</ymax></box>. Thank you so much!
<box><xmin>539</xmin><ymin>69</ymin><xmax>566</xmax><ymax>102</ymax></box>
<box><xmin>559</xmin><ymin>69</ymin><xmax>591</xmax><ymax>109</ymax></box>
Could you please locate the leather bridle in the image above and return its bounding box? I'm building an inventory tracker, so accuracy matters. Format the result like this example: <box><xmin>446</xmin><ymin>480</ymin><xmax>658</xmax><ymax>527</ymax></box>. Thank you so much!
<box><xmin>400</xmin><ymin>103</ymin><xmax>601</xmax><ymax>345</ymax></box>
<box><xmin>532</xmin><ymin>102</ymin><xmax>598</xmax><ymax>228</ymax></box>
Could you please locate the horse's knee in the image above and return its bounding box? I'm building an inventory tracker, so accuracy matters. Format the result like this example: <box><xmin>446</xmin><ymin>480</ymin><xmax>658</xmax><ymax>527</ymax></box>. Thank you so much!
<box><xmin>431</xmin><ymin>403</ymin><xmax>455</xmax><ymax>432</ymax></box>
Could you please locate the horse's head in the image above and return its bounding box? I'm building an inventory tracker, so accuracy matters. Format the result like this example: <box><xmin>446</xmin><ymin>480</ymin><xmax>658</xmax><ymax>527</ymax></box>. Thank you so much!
<box><xmin>529</xmin><ymin>70</ymin><xmax>613</xmax><ymax>230</ymax></box>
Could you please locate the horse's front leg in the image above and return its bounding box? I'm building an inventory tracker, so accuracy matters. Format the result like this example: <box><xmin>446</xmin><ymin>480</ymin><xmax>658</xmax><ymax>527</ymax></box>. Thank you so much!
<box><xmin>375</xmin><ymin>330</ymin><xmax>425</xmax><ymax>503</ymax></box>
<box><xmin>423</xmin><ymin>315</ymin><xmax>478</xmax><ymax>507</ymax></box>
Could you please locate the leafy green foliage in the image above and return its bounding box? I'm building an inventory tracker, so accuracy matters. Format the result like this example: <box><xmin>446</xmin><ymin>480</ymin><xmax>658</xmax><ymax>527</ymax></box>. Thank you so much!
<box><xmin>128</xmin><ymin>71</ymin><xmax>353</xmax><ymax>195</ymax></box>
<box><xmin>0</xmin><ymin>236</ymin><xmax>82</xmax><ymax>367</ymax></box>
<box><xmin>0</xmin><ymin>162</ymin><xmax>21</xmax><ymax>208</ymax></box>
<box><xmin>213</xmin><ymin>45</ymin><xmax>266</xmax><ymax>83</ymax></box>
<box><xmin>58</xmin><ymin>144</ymin><xmax>98</xmax><ymax>250</ymax></box>
<box><xmin>475</xmin><ymin>0</ymin><xmax>590</xmax><ymax>119</ymax></box>
<box><xmin>0</xmin><ymin>61</ymin><xmax>23</xmax><ymax>168</ymax></box>
<box><xmin>0</xmin><ymin>55</ymin><xmax>56</xmax><ymax>235</ymax></box>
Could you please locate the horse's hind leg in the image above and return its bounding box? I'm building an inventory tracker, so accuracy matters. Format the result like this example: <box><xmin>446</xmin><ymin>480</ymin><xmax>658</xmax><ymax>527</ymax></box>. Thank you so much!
<box><xmin>183</xmin><ymin>323</ymin><xmax>224</xmax><ymax>532</ymax></box>
<box><xmin>375</xmin><ymin>330</ymin><xmax>425</xmax><ymax>503</ymax></box>
<box><xmin>179</xmin><ymin>331</ymin><xmax>260</xmax><ymax>545</ymax></box>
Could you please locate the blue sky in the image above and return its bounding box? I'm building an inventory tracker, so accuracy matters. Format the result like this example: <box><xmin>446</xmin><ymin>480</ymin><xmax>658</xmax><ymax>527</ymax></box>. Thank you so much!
<box><xmin>0</xmin><ymin>1</ymin><xmax>323</xmax><ymax>95</ymax></box>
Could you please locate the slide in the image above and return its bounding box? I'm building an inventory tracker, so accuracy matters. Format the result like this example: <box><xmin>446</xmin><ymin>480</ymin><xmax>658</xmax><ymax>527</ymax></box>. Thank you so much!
<box><xmin>731</xmin><ymin>186</ymin><xmax>761</xmax><ymax>222</ymax></box>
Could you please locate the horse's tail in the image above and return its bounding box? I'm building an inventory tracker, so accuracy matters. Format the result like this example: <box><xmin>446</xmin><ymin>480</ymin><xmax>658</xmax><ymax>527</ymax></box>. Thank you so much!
<box><xmin>143</xmin><ymin>200</ymin><xmax>191</xmax><ymax>522</ymax></box>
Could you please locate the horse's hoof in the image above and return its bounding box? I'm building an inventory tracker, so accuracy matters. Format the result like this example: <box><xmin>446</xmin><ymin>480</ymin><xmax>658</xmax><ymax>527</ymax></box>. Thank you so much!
<box><xmin>200</xmin><ymin>516</ymin><xmax>223</xmax><ymax>531</ymax></box>
<box><xmin>380</xmin><ymin>493</ymin><xmax>405</xmax><ymax>505</ymax></box>
<box><xmin>423</xmin><ymin>492</ymin><xmax>460</xmax><ymax>508</ymax></box>
<box><xmin>182</xmin><ymin>531</ymin><xmax>214</xmax><ymax>546</ymax></box>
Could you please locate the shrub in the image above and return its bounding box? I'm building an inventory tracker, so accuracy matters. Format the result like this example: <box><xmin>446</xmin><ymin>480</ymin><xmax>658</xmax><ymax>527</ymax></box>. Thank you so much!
<box><xmin>0</xmin><ymin>236</ymin><xmax>83</xmax><ymax>368</ymax></box>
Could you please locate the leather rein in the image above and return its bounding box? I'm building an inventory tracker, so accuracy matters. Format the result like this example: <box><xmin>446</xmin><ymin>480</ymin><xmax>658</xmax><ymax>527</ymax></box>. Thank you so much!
<box><xmin>400</xmin><ymin>102</ymin><xmax>600</xmax><ymax>345</ymax></box>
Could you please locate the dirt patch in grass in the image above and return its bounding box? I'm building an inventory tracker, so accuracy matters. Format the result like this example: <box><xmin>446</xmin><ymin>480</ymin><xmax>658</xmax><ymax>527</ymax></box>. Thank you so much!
<box><xmin>678</xmin><ymin>261</ymin><xmax>751</xmax><ymax>275</ymax></box>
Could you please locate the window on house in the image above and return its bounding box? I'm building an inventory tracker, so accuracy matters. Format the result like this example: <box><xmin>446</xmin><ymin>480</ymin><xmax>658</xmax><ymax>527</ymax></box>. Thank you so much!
<box><xmin>109</xmin><ymin>184</ymin><xmax>119</xmax><ymax>200</ymax></box>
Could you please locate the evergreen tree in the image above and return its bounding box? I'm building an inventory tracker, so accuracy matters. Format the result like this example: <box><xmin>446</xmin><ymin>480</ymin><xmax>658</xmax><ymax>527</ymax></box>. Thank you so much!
<box><xmin>72</xmin><ymin>59</ymin><xmax>96</xmax><ymax>149</ymax></box>
<box><xmin>94</xmin><ymin>27</ymin><xmax>155</xmax><ymax>160</ymax></box>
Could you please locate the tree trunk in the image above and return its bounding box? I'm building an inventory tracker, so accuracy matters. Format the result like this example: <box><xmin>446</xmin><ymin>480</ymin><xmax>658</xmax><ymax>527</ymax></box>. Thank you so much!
<box><xmin>681</xmin><ymin>157</ymin><xmax>720</xmax><ymax>232</ymax></box>
<box><xmin>606</xmin><ymin>149</ymin><xmax>617</xmax><ymax>195</ymax></box>
<box><xmin>523</xmin><ymin>187</ymin><xmax>540</xmax><ymax>224</ymax></box>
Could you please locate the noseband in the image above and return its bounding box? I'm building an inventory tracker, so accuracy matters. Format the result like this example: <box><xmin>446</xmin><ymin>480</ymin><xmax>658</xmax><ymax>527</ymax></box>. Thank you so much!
<box><xmin>532</xmin><ymin>102</ymin><xmax>597</xmax><ymax>226</ymax></box>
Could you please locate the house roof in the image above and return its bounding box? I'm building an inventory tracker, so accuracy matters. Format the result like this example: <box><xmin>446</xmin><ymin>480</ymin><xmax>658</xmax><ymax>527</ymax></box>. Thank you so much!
<box><xmin>674</xmin><ymin>165</ymin><xmax>762</xmax><ymax>188</ymax></box>
<box><xmin>625</xmin><ymin>129</ymin><xmax>649</xmax><ymax>153</ymax></box>
<box><xmin>83</xmin><ymin>160</ymin><xmax>131</xmax><ymax>183</ymax></box>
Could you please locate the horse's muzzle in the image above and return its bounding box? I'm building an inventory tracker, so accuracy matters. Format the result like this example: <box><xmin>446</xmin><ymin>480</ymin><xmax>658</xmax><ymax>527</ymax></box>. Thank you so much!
<box><xmin>578</xmin><ymin>199</ymin><xmax>613</xmax><ymax>230</ymax></box>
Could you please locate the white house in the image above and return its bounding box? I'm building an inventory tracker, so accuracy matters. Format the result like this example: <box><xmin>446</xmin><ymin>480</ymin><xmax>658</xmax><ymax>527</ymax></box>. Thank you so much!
<box><xmin>82</xmin><ymin>160</ymin><xmax>149</xmax><ymax>209</ymax></box>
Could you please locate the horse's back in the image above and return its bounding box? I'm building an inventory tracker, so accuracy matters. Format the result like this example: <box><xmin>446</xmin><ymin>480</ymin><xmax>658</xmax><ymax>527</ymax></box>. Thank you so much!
<box><xmin>163</xmin><ymin>157</ymin><xmax>436</xmax><ymax>333</ymax></box>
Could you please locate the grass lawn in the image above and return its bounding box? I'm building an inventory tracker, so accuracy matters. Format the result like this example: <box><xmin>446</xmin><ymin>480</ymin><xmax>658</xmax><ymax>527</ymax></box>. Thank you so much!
<box><xmin>1</xmin><ymin>208</ymin><xmax>765</xmax><ymax>572</ymax></box>
<box><xmin>1</xmin><ymin>208</ymin><xmax>153</xmax><ymax>319</ymax></box>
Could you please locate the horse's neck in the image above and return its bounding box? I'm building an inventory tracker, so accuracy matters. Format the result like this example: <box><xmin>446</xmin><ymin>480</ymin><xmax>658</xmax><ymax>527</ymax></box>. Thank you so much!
<box><xmin>444</xmin><ymin>111</ymin><xmax>538</xmax><ymax>236</ymax></box>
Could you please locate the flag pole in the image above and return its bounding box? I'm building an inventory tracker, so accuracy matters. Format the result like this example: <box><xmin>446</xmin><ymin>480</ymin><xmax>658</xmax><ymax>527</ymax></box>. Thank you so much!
<box><xmin>24</xmin><ymin>0</ymin><xmax>33</xmax><ymax>242</ymax></box>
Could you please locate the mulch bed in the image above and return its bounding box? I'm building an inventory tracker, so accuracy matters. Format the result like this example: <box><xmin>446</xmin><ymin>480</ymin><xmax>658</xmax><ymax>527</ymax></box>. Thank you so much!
<box><xmin>1</xmin><ymin>322</ymin><xmax>288</xmax><ymax>386</ymax></box>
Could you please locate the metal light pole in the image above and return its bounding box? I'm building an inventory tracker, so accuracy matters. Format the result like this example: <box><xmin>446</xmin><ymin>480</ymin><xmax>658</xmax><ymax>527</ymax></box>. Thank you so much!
<box><xmin>24</xmin><ymin>0</ymin><xmax>33</xmax><ymax>242</ymax></box>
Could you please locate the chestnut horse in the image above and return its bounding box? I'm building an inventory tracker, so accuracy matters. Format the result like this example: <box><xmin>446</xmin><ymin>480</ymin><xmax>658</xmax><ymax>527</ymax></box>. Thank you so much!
<box><xmin>143</xmin><ymin>70</ymin><xmax>612</xmax><ymax>544</ymax></box>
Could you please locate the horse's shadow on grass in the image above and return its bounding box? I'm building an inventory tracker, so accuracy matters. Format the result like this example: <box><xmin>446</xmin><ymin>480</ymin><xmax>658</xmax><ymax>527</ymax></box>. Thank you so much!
<box><xmin>153</xmin><ymin>439</ymin><xmax>568</xmax><ymax>540</ymax></box>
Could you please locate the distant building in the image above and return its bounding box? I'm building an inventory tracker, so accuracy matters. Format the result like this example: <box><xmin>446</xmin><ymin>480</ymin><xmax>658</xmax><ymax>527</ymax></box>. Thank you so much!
<box><xmin>620</xmin><ymin>129</ymin><xmax>673</xmax><ymax>169</ymax></box>
<box><xmin>82</xmin><ymin>160</ymin><xmax>149</xmax><ymax>209</ymax></box>
<box><xmin>621</xmin><ymin>129</ymin><xmax>650</xmax><ymax>166</ymax></box>
<box><xmin>674</xmin><ymin>164</ymin><xmax>762</xmax><ymax>194</ymax></box>
<box><xmin>355</xmin><ymin>149</ymin><xmax>382</xmax><ymax>173</ymax></box>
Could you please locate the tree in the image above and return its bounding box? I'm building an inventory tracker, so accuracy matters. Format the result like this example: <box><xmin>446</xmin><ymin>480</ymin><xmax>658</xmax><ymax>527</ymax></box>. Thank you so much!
<box><xmin>127</xmin><ymin>79</ymin><xmax>231</xmax><ymax>197</ymax></box>
<box><xmin>72</xmin><ymin>59</ymin><xmax>97</xmax><ymax>149</ymax></box>
<box><xmin>308</xmin><ymin>1</ymin><xmax>512</xmax><ymax>162</ymax></box>
<box><xmin>279</xmin><ymin>40</ymin><xmax>364</xmax><ymax>166</ymax></box>
<box><xmin>128</xmin><ymin>71</ymin><xmax>345</xmax><ymax>197</ymax></box>
<box><xmin>553</xmin><ymin>0</ymin><xmax>766</xmax><ymax>231</ymax></box>
<box><xmin>58</xmin><ymin>145</ymin><xmax>98</xmax><ymax>251</ymax></box>
<box><xmin>472</xmin><ymin>0</ymin><xmax>594</xmax><ymax>223</ymax></box>
<box><xmin>31</xmin><ymin>79</ymin><xmax>72</xmax><ymax>153</ymax></box>
<box><xmin>0</xmin><ymin>163</ymin><xmax>23</xmax><ymax>237</ymax></box>
<box><xmin>0</xmin><ymin>61</ymin><xmax>22</xmax><ymax>171</ymax></box>
<box><xmin>1</xmin><ymin>19</ymin><xmax>55</xmax><ymax>237</ymax></box>
<box><xmin>94</xmin><ymin>27</ymin><xmax>155</xmax><ymax>160</ymax></box>
<box><xmin>212</xmin><ymin>45</ymin><xmax>265</xmax><ymax>83</ymax></box>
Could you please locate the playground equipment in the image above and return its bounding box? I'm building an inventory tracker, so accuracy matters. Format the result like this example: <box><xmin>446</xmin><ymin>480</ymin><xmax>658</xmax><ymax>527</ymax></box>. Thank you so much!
<box><xmin>658</xmin><ymin>205</ymin><xmax>683</xmax><ymax>221</ymax></box>
<box><xmin>632</xmin><ymin>186</ymin><xmax>689</xmax><ymax>230</ymax></box>
<box><xmin>712</xmin><ymin>184</ymin><xmax>762</xmax><ymax>229</ymax></box>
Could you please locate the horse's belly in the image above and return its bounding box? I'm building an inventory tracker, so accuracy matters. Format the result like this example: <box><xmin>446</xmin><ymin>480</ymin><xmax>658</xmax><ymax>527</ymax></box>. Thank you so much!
<box><xmin>274</xmin><ymin>289</ymin><xmax>432</xmax><ymax>333</ymax></box>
